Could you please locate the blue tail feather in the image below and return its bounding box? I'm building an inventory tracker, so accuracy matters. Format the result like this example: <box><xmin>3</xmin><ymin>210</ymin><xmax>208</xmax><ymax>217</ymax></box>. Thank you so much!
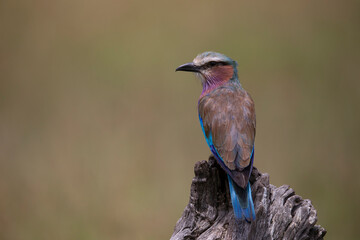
<box><xmin>227</xmin><ymin>175</ymin><xmax>256</xmax><ymax>222</ymax></box>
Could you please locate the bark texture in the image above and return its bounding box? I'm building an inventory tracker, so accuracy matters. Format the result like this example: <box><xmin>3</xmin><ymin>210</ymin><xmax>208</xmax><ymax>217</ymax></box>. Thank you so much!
<box><xmin>171</xmin><ymin>156</ymin><xmax>326</xmax><ymax>240</ymax></box>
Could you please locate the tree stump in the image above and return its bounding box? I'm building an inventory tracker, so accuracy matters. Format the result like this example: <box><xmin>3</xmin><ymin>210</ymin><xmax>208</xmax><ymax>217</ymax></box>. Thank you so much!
<box><xmin>171</xmin><ymin>156</ymin><xmax>326</xmax><ymax>240</ymax></box>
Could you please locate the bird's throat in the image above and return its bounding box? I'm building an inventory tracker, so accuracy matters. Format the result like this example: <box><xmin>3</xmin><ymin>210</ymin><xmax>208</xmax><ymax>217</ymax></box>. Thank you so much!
<box><xmin>200</xmin><ymin>65</ymin><xmax>234</xmax><ymax>97</ymax></box>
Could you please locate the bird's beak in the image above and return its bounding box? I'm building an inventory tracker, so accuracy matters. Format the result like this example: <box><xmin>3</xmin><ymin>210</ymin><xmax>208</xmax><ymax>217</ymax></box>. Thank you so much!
<box><xmin>175</xmin><ymin>62</ymin><xmax>200</xmax><ymax>73</ymax></box>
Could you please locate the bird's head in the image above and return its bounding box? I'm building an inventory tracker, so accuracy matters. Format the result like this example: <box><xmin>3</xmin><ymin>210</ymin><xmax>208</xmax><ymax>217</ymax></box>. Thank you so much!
<box><xmin>176</xmin><ymin>52</ymin><xmax>239</xmax><ymax>90</ymax></box>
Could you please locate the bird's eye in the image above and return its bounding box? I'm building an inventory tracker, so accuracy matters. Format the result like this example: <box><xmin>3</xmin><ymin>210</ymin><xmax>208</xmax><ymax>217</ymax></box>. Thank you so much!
<box><xmin>208</xmin><ymin>61</ymin><xmax>217</xmax><ymax>67</ymax></box>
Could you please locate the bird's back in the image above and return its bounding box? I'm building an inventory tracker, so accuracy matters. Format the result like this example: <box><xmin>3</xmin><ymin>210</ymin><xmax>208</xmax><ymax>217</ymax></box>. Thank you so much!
<box><xmin>198</xmin><ymin>82</ymin><xmax>256</xmax><ymax>189</ymax></box>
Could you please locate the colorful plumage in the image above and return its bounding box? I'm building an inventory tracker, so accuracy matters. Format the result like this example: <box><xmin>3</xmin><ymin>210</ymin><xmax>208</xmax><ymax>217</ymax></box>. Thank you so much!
<box><xmin>176</xmin><ymin>52</ymin><xmax>256</xmax><ymax>222</ymax></box>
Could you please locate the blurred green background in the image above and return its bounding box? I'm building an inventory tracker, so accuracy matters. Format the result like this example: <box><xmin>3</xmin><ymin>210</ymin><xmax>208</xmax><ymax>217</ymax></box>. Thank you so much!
<box><xmin>0</xmin><ymin>0</ymin><xmax>359</xmax><ymax>239</ymax></box>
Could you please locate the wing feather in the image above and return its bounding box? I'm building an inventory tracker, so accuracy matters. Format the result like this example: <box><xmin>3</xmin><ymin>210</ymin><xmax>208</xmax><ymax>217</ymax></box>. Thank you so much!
<box><xmin>198</xmin><ymin>85</ymin><xmax>256</xmax><ymax>188</ymax></box>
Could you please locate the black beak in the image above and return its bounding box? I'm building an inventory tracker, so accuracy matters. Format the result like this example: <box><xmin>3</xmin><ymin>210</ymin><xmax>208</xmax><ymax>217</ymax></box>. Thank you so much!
<box><xmin>175</xmin><ymin>62</ymin><xmax>200</xmax><ymax>73</ymax></box>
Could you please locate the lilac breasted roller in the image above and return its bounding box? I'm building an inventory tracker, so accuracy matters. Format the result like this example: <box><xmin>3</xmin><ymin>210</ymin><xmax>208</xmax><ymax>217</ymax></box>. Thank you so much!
<box><xmin>176</xmin><ymin>52</ymin><xmax>256</xmax><ymax>222</ymax></box>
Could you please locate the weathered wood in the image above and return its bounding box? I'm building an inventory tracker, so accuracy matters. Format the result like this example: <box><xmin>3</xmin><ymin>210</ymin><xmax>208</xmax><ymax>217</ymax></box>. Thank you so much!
<box><xmin>171</xmin><ymin>156</ymin><xmax>326</xmax><ymax>240</ymax></box>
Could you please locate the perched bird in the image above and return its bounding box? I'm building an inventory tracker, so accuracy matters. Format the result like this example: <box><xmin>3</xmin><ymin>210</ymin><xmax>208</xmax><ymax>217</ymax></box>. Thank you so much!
<box><xmin>176</xmin><ymin>52</ymin><xmax>256</xmax><ymax>222</ymax></box>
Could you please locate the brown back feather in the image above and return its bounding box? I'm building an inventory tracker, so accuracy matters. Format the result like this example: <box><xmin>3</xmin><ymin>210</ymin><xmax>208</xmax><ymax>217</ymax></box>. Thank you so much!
<box><xmin>198</xmin><ymin>83</ymin><xmax>256</xmax><ymax>188</ymax></box>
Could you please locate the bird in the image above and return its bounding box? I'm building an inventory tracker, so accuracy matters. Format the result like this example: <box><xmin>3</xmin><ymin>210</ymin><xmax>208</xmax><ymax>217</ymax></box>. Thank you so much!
<box><xmin>176</xmin><ymin>52</ymin><xmax>256</xmax><ymax>222</ymax></box>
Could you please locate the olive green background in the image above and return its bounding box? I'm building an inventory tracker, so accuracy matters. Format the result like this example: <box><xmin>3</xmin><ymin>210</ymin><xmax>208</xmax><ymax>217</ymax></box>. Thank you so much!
<box><xmin>1</xmin><ymin>0</ymin><xmax>359</xmax><ymax>239</ymax></box>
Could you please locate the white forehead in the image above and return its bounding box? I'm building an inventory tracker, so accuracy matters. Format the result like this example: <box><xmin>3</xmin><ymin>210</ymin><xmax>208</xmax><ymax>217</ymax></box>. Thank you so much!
<box><xmin>193</xmin><ymin>52</ymin><xmax>232</xmax><ymax>66</ymax></box>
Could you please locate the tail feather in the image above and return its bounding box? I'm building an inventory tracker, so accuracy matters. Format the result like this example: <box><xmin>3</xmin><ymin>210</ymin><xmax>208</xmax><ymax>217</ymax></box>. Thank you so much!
<box><xmin>227</xmin><ymin>175</ymin><xmax>256</xmax><ymax>222</ymax></box>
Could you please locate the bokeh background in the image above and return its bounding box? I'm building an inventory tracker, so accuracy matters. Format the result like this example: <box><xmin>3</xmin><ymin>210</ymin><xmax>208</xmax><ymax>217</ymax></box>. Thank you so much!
<box><xmin>1</xmin><ymin>0</ymin><xmax>359</xmax><ymax>239</ymax></box>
